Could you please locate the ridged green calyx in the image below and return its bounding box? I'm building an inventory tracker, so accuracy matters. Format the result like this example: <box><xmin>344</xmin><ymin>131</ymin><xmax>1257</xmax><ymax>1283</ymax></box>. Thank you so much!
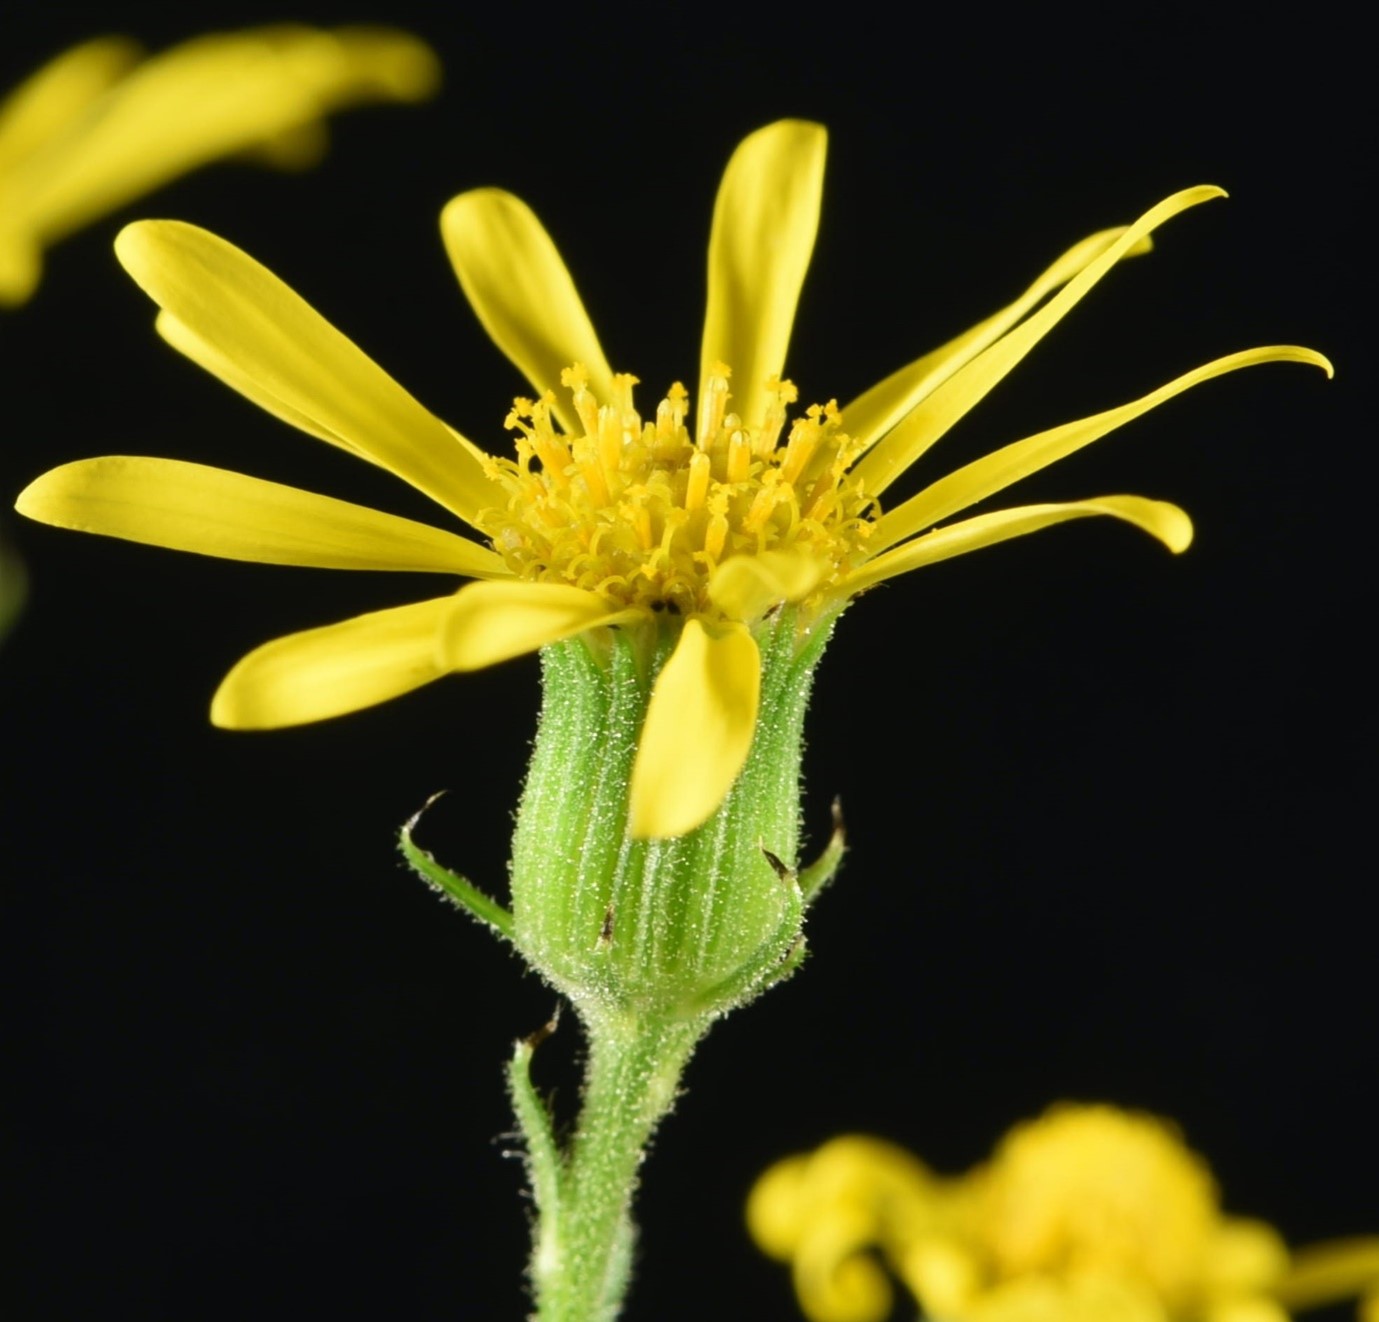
<box><xmin>404</xmin><ymin>607</ymin><xmax>844</xmax><ymax>1023</ymax></box>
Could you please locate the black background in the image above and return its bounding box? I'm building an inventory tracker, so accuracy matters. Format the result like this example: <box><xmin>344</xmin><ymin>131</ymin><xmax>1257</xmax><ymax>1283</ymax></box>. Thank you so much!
<box><xmin>3</xmin><ymin>3</ymin><xmax>1372</xmax><ymax>1319</ymax></box>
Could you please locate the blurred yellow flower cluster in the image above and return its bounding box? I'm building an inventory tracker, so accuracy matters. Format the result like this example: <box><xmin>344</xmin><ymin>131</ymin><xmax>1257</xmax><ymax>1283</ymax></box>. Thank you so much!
<box><xmin>0</xmin><ymin>24</ymin><xmax>438</xmax><ymax>306</ymax></box>
<box><xmin>750</xmin><ymin>1104</ymin><xmax>1378</xmax><ymax>1322</ymax></box>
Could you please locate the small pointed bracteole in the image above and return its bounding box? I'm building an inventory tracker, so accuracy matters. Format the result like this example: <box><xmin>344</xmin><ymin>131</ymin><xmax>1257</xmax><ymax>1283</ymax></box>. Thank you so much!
<box><xmin>761</xmin><ymin>845</ymin><xmax>796</xmax><ymax>886</ymax></box>
<box><xmin>798</xmin><ymin>797</ymin><xmax>847</xmax><ymax>904</ymax></box>
<box><xmin>598</xmin><ymin>903</ymin><xmax>615</xmax><ymax>947</ymax></box>
<box><xmin>522</xmin><ymin>1006</ymin><xmax>561</xmax><ymax>1053</ymax></box>
<box><xmin>398</xmin><ymin>791</ymin><xmax>515</xmax><ymax>939</ymax></box>
<box><xmin>402</xmin><ymin>787</ymin><xmax>448</xmax><ymax>836</ymax></box>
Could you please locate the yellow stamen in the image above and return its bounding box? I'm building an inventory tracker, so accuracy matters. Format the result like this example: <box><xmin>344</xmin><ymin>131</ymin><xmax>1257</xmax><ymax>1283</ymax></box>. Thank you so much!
<box><xmin>478</xmin><ymin>365</ymin><xmax>874</xmax><ymax>621</ymax></box>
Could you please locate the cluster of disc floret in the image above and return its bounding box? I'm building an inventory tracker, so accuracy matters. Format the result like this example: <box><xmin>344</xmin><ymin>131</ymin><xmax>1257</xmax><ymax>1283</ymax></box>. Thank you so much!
<box><xmin>476</xmin><ymin>363</ymin><xmax>877</xmax><ymax>620</ymax></box>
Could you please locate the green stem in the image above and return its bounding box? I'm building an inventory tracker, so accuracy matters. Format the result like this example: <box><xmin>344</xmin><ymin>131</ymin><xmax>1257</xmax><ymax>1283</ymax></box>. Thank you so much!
<box><xmin>523</xmin><ymin>1012</ymin><xmax>704</xmax><ymax>1322</ymax></box>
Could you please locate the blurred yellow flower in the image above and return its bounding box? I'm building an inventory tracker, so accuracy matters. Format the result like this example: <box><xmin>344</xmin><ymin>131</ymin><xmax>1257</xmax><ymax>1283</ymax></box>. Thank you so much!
<box><xmin>0</xmin><ymin>25</ymin><xmax>438</xmax><ymax>305</ymax></box>
<box><xmin>749</xmin><ymin>1103</ymin><xmax>1379</xmax><ymax>1322</ymax></box>
<box><xmin>15</xmin><ymin>121</ymin><xmax>1329</xmax><ymax>837</ymax></box>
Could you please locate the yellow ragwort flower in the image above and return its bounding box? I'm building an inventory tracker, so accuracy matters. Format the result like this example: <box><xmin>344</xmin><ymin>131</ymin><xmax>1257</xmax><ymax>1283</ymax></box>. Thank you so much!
<box><xmin>749</xmin><ymin>1104</ymin><xmax>1379</xmax><ymax>1322</ymax></box>
<box><xmin>0</xmin><ymin>25</ymin><xmax>438</xmax><ymax>305</ymax></box>
<box><xmin>15</xmin><ymin>121</ymin><xmax>1330</xmax><ymax>837</ymax></box>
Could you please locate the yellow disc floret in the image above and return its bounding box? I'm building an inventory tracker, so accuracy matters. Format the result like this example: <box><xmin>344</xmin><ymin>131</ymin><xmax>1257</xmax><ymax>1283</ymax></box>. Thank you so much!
<box><xmin>475</xmin><ymin>363</ymin><xmax>877</xmax><ymax>621</ymax></box>
<box><xmin>976</xmin><ymin>1104</ymin><xmax>1225</xmax><ymax>1311</ymax></box>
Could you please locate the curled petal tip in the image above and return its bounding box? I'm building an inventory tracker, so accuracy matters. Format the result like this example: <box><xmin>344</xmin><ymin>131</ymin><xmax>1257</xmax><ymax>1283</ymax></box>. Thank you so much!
<box><xmin>1163</xmin><ymin>506</ymin><xmax>1194</xmax><ymax>555</ymax></box>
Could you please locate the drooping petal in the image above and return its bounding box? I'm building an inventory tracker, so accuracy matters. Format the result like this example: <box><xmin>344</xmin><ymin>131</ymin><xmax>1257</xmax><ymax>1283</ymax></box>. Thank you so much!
<box><xmin>16</xmin><ymin>456</ymin><xmax>507</xmax><ymax>576</ymax></box>
<box><xmin>870</xmin><ymin>347</ymin><xmax>1332</xmax><ymax>554</ymax></box>
<box><xmin>0</xmin><ymin>36</ymin><xmax>141</xmax><ymax>175</ymax></box>
<box><xmin>842</xmin><ymin>227</ymin><xmax>1154</xmax><ymax>450</ymax></box>
<box><xmin>850</xmin><ymin>186</ymin><xmax>1226</xmax><ymax>496</ymax></box>
<box><xmin>440</xmin><ymin>189</ymin><xmax>614</xmax><ymax>433</ymax></box>
<box><xmin>0</xmin><ymin>28</ymin><xmax>438</xmax><ymax>308</ymax></box>
<box><xmin>708</xmin><ymin>549</ymin><xmax>826</xmax><ymax>622</ymax></box>
<box><xmin>628</xmin><ymin>619</ymin><xmax>761</xmax><ymax>839</ymax></box>
<box><xmin>439</xmin><ymin>580</ymin><xmax>637</xmax><ymax>671</ymax></box>
<box><xmin>0</xmin><ymin>37</ymin><xmax>145</xmax><ymax>303</ymax></box>
<box><xmin>1274</xmin><ymin>1238</ymin><xmax>1379</xmax><ymax>1312</ymax></box>
<box><xmin>841</xmin><ymin>497</ymin><xmax>1193</xmax><ymax>598</ymax></box>
<box><xmin>211</xmin><ymin>595</ymin><xmax>455</xmax><ymax>728</ymax></box>
<box><xmin>116</xmin><ymin>220</ymin><xmax>497</xmax><ymax>523</ymax></box>
<box><xmin>155</xmin><ymin>310</ymin><xmax>357</xmax><ymax>454</ymax></box>
<box><xmin>699</xmin><ymin>121</ymin><xmax>826</xmax><ymax>439</ymax></box>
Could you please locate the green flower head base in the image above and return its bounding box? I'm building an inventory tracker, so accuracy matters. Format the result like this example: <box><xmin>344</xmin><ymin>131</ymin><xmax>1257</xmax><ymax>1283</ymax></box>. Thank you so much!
<box><xmin>16</xmin><ymin>120</ymin><xmax>1330</xmax><ymax>842</ymax></box>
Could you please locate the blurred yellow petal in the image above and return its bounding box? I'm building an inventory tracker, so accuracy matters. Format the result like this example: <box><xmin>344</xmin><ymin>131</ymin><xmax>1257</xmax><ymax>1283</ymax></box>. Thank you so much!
<box><xmin>1274</xmin><ymin>1238</ymin><xmax>1379</xmax><ymax>1312</ymax></box>
<box><xmin>441</xmin><ymin>189</ymin><xmax>615</xmax><ymax>434</ymax></box>
<box><xmin>851</xmin><ymin>186</ymin><xmax>1226</xmax><ymax>496</ymax></box>
<box><xmin>0</xmin><ymin>27</ymin><xmax>438</xmax><ymax>307</ymax></box>
<box><xmin>699</xmin><ymin>120</ymin><xmax>826</xmax><ymax>437</ymax></box>
<box><xmin>843</xmin><ymin>496</ymin><xmax>1192</xmax><ymax>597</ymax></box>
<box><xmin>872</xmin><ymin>347</ymin><xmax>1332</xmax><ymax>554</ymax></box>
<box><xmin>116</xmin><ymin>220</ymin><xmax>496</xmax><ymax>522</ymax></box>
<box><xmin>1205</xmin><ymin>1219</ymin><xmax>1291</xmax><ymax>1295</ymax></box>
<box><xmin>16</xmin><ymin>456</ymin><xmax>506</xmax><ymax>575</ymax></box>
<box><xmin>844</xmin><ymin>227</ymin><xmax>1153</xmax><ymax>449</ymax></box>
<box><xmin>211</xmin><ymin>596</ymin><xmax>455</xmax><ymax>728</ymax></box>
<box><xmin>628</xmin><ymin>620</ymin><xmax>760</xmax><ymax>839</ymax></box>
<box><xmin>793</xmin><ymin>1208</ymin><xmax>896</xmax><ymax>1322</ymax></box>
<box><xmin>748</xmin><ymin>1156</ymin><xmax>815</xmax><ymax>1259</ymax></box>
<box><xmin>439</xmin><ymin>580</ymin><xmax>636</xmax><ymax>671</ymax></box>
<box><xmin>708</xmin><ymin>548</ymin><xmax>825</xmax><ymax>621</ymax></box>
<box><xmin>0</xmin><ymin>36</ymin><xmax>141</xmax><ymax>174</ymax></box>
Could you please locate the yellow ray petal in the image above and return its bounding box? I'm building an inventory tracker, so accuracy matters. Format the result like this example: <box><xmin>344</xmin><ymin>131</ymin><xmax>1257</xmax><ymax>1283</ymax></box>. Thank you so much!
<box><xmin>850</xmin><ymin>186</ymin><xmax>1226</xmax><ymax>496</ymax></box>
<box><xmin>628</xmin><ymin>619</ymin><xmax>761</xmax><ymax>839</ymax></box>
<box><xmin>439</xmin><ymin>580</ymin><xmax>637</xmax><ymax>671</ymax></box>
<box><xmin>871</xmin><ymin>347</ymin><xmax>1332</xmax><ymax>554</ymax></box>
<box><xmin>842</xmin><ymin>227</ymin><xmax>1154</xmax><ymax>450</ymax></box>
<box><xmin>116</xmin><ymin>220</ymin><xmax>496</xmax><ymax>523</ymax></box>
<box><xmin>0</xmin><ymin>36</ymin><xmax>142</xmax><ymax>175</ymax></box>
<box><xmin>1274</xmin><ymin>1238</ymin><xmax>1379</xmax><ymax>1312</ymax></box>
<box><xmin>842</xmin><ymin>496</ymin><xmax>1192</xmax><ymax>598</ymax></box>
<box><xmin>708</xmin><ymin>549</ymin><xmax>826</xmax><ymax>622</ymax></box>
<box><xmin>16</xmin><ymin>456</ymin><xmax>507</xmax><ymax>576</ymax></box>
<box><xmin>2</xmin><ymin>27</ymin><xmax>439</xmax><ymax>249</ymax></box>
<box><xmin>156</xmin><ymin>310</ymin><xmax>361</xmax><ymax>454</ymax></box>
<box><xmin>211</xmin><ymin>595</ymin><xmax>455</xmax><ymax>728</ymax></box>
<box><xmin>440</xmin><ymin>189</ymin><xmax>614</xmax><ymax>433</ymax></box>
<box><xmin>699</xmin><ymin>120</ymin><xmax>826</xmax><ymax>439</ymax></box>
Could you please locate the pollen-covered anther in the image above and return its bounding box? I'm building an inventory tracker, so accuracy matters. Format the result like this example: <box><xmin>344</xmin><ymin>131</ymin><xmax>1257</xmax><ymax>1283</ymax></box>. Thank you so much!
<box><xmin>476</xmin><ymin>365</ymin><xmax>876</xmax><ymax>618</ymax></box>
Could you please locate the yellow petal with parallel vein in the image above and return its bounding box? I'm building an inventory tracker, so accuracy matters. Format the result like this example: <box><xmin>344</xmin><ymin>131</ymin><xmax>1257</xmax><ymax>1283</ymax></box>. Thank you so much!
<box><xmin>851</xmin><ymin>186</ymin><xmax>1227</xmax><ymax>496</ymax></box>
<box><xmin>155</xmin><ymin>310</ymin><xmax>358</xmax><ymax>454</ymax></box>
<box><xmin>699</xmin><ymin>120</ymin><xmax>826</xmax><ymax>439</ymax></box>
<box><xmin>16</xmin><ymin>456</ymin><xmax>506</xmax><ymax>575</ymax></box>
<box><xmin>439</xmin><ymin>580</ymin><xmax>637</xmax><ymax>672</ymax></box>
<box><xmin>441</xmin><ymin>189</ymin><xmax>615</xmax><ymax>435</ymax></box>
<box><xmin>843</xmin><ymin>227</ymin><xmax>1153</xmax><ymax>450</ymax></box>
<box><xmin>628</xmin><ymin>619</ymin><xmax>761</xmax><ymax>839</ymax></box>
<box><xmin>211</xmin><ymin>596</ymin><xmax>455</xmax><ymax>728</ymax></box>
<box><xmin>871</xmin><ymin>347</ymin><xmax>1333</xmax><ymax>554</ymax></box>
<box><xmin>842</xmin><ymin>496</ymin><xmax>1192</xmax><ymax>597</ymax></box>
<box><xmin>708</xmin><ymin>549</ymin><xmax>826</xmax><ymax>621</ymax></box>
<box><xmin>116</xmin><ymin>220</ymin><xmax>497</xmax><ymax>523</ymax></box>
